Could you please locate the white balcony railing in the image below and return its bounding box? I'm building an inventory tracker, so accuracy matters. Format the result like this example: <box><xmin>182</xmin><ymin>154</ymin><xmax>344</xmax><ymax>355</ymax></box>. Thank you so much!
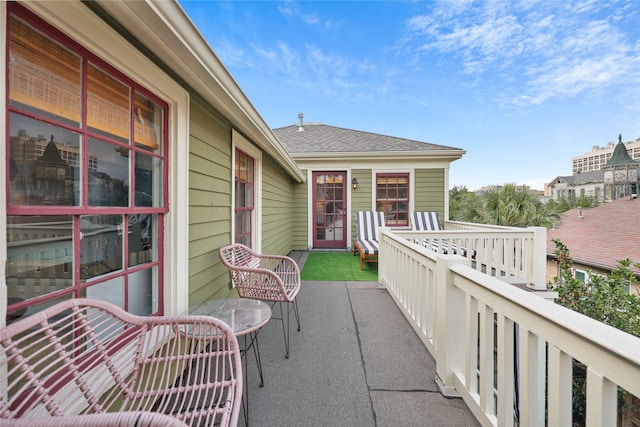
<box><xmin>378</xmin><ymin>229</ymin><xmax>640</xmax><ymax>427</ymax></box>
<box><xmin>393</xmin><ymin>224</ymin><xmax>547</xmax><ymax>289</ymax></box>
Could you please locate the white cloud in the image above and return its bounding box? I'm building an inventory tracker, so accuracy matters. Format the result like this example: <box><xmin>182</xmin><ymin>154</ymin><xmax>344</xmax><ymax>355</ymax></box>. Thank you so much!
<box><xmin>405</xmin><ymin>0</ymin><xmax>640</xmax><ymax>107</ymax></box>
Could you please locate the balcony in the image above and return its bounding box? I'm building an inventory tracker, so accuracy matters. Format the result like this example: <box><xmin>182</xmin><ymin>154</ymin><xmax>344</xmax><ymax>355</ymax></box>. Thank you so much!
<box><xmin>243</xmin><ymin>224</ymin><xmax>640</xmax><ymax>426</ymax></box>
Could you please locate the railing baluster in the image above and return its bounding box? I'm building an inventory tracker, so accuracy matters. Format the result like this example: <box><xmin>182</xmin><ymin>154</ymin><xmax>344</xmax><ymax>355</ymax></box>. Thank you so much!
<box><xmin>547</xmin><ymin>345</ymin><xmax>573</xmax><ymax>426</ymax></box>
<box><xmin>586</xmin><ymin>367</ymin><xmax>618</xmax><ymax>427</ymax></box>
<box><xmin>517</xmin><ymin>327</ymin><xmax>545</xmax><ymax>426</ymax></box>
<box><xmin>497</xmin><ymin>314</ymin><xmax>514</xmax><ymax>427</ymax></box>
<box><xmin>465</xmin><ymin>294</ymin><xmax>478</xmax><ymax>394</ymax></box>
<box><xmin>479</xmin><ymin>303</ymin><xmax>495</xmax><ymax>416</ymax></box>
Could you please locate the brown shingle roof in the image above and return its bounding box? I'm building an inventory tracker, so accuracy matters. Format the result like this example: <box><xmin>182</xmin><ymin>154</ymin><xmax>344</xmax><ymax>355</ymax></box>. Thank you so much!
<box><xmin>547</xmin><ymin>197</ymin><xmax>640</xmax><ymax>274</ymax></box>
<box><xmin>273</xmin><ymin>123</ymin><xmax>462</xmax><ymax>154</ymax></box>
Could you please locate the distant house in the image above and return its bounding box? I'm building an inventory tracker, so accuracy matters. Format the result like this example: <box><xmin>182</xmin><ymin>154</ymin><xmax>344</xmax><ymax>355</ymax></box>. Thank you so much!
<box><xmin>273</xmin><ymin>122</ymin><xmax>465</xmax><ymax>250</ymax></box>
<box><xmin>546</xmin><ymin>197</ymin><xmax>640</xmax><ymax>294</ymax></box>
<box><xmin>548</xmin><ymin>170</ymin><xmax>604</xmax><ymax>201</ymax></box>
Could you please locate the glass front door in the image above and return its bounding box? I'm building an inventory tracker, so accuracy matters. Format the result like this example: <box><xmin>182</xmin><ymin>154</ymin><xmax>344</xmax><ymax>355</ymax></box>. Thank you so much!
<box><xmin>312</xmin><ymin>172</ymin><xmax>346</xmax><ymax>248</ymax></box>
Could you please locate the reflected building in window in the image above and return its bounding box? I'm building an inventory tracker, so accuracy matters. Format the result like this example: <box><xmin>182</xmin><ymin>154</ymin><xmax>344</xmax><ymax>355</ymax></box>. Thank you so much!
<box><xmin>10</xmin><ymin>129</ymin><xmax>97</xmax><ymax>206</ymax></box>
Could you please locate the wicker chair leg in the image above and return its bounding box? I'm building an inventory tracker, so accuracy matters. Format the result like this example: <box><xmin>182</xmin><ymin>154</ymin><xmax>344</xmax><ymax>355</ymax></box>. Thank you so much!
<box><xmin>292</xmin><ymin>299</ymin><xmax>301</xmax><ymax>332</ymax></box>
<box><xmin>273</xmin><ymin>299</ymin><xmax>302</xmax><ymax>359</ymax></box>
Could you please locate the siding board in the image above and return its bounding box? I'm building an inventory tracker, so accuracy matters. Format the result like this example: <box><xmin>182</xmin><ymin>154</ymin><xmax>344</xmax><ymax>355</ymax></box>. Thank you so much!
<box><xmin>188</xmin><ymin>102</ymin><xmax>234</xmax><ymax>302</ymax></box>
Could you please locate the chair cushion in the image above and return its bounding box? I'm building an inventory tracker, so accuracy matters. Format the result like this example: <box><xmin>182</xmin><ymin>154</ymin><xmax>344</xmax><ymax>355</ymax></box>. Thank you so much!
<box><xmin>411</xmin><ymin>212</ymin><xmax>442</xmax><ymax>231</ymax></box>
<box><xmin>356</xmin><ymin>211</ymin><xmax>385</xmax><ymax>241</ymax></box>
<box><xmin>356</xmin><ymin>239</ymin><xmax>379</xmax><ymax>255</ymax></box>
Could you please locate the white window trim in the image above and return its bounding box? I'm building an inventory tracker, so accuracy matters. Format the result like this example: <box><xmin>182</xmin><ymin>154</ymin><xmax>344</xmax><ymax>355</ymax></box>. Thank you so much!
<box><xmin>3</xmin><ymin>2</ymin><xmax>191</xmax><ymax>316</ymax></box>
<box><xmin>232</xmin><ymin>129</ymin><xmax>262</xmax><ymax>254</ymax></box>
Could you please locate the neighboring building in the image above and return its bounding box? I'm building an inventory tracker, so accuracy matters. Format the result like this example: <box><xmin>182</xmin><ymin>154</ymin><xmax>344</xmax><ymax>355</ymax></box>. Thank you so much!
<box><xmin>547</xmin><ymin>170</ymin><xmax>604</xmax><ymax>201</ymax></box>
<box><xmin>602</xmin><ymin>135</ymin><xmax>639</xmax><ymax>200</ymax></box>
<box><xmin>548</xmin><ymin>136</ymin><xmax>639</xmax><ymax>203</ymax></box>
<box><xmin>572</xmin><ymin>137</ymin><xmax>640</xmax><ymax>174</ymax></box>
<box><xmin>273</xmin><ymin>121</ymin><xmax>465</xmax><ymax>250</ymax></box>
<box><xmin>546</xmin><ymin>197</ymin><xmax>640</xmax><ymax>295</ymax></box>
<box><xmin>1</xmin><ymin>1</ymin><xmax>462</xmax><ymax>324</ymax></box>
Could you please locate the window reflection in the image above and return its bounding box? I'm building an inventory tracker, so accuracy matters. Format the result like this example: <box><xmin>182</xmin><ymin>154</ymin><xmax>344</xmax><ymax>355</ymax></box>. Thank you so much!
<box><xmin>88</xmin><ymin>137</ymin><xmax>129</xmax><ymax>207</ymax></box>
<box><xmin>129</xmin><ymin>214</ymin><xmax>155</xmax><ymax>267</ymax></box>
<box><xmin>128</xmin><ymin>268</ymin><xmax>156</xmax><ymax>316</ymax></box>
<box><xmin>135</xmin><ymin>153</ymin><xmax>162</xmax><ymax>207</ymax></box>
<box><xmin>6</xmin><ymin>216</ymin><xmax>73</xmax><ymax>310</ymax></box>
<box><xmin>84</xmin><ymin>276</ymin><xmax>125</xmax><ymax>310</ymax></box>
<box><xmin>9</xmin><ymin>114</ymin><xmax>81</xmax><ymax>206</ymax></box>
<box><xmin>80</xmin><ymin>215</ymin><xmax>123</xmax><ymax>281</ymax></box>
<box><xmin>134</xmin><ymin>92</ymin><xmax>163</xmax><ymax>153</ymax></box>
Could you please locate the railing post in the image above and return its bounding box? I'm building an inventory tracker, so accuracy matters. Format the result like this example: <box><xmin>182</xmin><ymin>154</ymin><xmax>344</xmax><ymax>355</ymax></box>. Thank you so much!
<box><xmin>434</xmin><ymin>254</ymin><xmax>470</xmax><ymax>397</ymax></box>
<box><xmin>528</xmin><ymin>227</ymin><xmax>547</xmax><ymax>290</ymax></box>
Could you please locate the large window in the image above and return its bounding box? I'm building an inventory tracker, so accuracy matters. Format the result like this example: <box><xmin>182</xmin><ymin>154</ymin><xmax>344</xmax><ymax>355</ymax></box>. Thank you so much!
<box><xmin>234</xmin><ymin>149</ymin><xmax>254</xmax><ymax>247</ymax></box>
<box><xmin>5</xmin><ymin>5</ymin><xmax>168</xmax><ymax>323</ymax></box>
<box><xmin>376</xmin><ymin>173</ymin><xmax>409</xmax><ymax>226</ymax></box>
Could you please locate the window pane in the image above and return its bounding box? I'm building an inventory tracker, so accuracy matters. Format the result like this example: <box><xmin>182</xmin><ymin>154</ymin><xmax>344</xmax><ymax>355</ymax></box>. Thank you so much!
<box><xmin>135</xmin><ymin>153</ymin><xmax>162</xmax><ymax>207</ymax></box>
<box><xmin>237</xmin><ymin>182</ymin><xmax>246</xmax><ymax>208</ymax></box>
<box><xmin>129</xmin><ymin>214</ymin><xmax>155</xmax><ymax>267</ymax></box>
<box><xmin>80</xmin><ymin>215</ymin><xmax>123</xmax><ymax>281</ymax></box>
<box><xmin>245</xmin><ymin>183</ymin><xmax>254</xmax><ymax>208</ymax></box>
<box><xmin>84</xmin><ymin>275</ymin><xmax>125</xmax><ymax>310</ymax></box>
<box><xmin>87</xmin><ymin>63</ymin><xmax>129</xmax><ymax>143</ymax></box>
<box><xmin>88</xmin><ymin>137</ymin><xmax>129</xmax><ymax>207</ymax></box>
<box><xmin>9</xmin><ymin>113</ymin><xmax>80</xmax><ymax>206</ymax></box>
<box><xmin>6</xmin><ymin>216</ymin><xmax>73</xmax><ymax>306</ymax></box>
<box><xmin>9</xmin><ymin>16</ymin><xmax>81</xmax><ymax>126</ymax></box>
<box><xmin>134</xmin><ymin>92</ymin><xmax>163</xmax><ymax>153</ymax></box>
<box><xmin>128</xmin><ymin>268</ymin><xmax>156</xmax><ymax>316</ymax></box>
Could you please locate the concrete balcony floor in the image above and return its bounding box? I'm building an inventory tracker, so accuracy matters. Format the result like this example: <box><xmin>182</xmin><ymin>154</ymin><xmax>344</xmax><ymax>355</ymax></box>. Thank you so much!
<box><xmin>238</xmin><ymin>251</ymin><xmax>479</xmax><ymax>426</ymax></box>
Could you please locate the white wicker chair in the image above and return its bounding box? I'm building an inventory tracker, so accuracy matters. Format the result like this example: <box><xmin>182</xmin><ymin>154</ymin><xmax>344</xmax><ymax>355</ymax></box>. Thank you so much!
<box><xmin>219</xmin><ymin>243</ymin><xmax>301</xmax><ymax>359</ymax></box>
<box><xmin>0</xmin><ymin>298</ymin><xmax>243</xmax><ymax>427</ymax></box>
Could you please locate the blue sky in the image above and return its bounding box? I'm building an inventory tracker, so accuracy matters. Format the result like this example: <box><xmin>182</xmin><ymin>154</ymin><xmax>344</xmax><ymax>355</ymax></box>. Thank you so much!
<box><xmin>178</xmin><ymin>0</ymin><xmax>640</xmax><ymax>190</ymax></box>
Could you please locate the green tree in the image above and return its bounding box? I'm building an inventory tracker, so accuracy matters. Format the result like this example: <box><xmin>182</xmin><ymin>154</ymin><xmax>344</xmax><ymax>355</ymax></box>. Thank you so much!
<box><xmin>546</xmin><ymin>195</ymin><xmax>598</xmax><ymax>213</ymax></box>
<box><xmin>551</xmin><ymin>239</ymin><xmax>640</xmax><ymax>425</ymax></box>
<box><xmin>552</xmin><ymin>239</ymin><xmax>640</xmax><ymax>336</ymax></box>
<box><xmin>454</xmin><ymin>184</ymin><xmax>560</xmax><ymax>227</ymax></box>
<box><xmin>449</xmin><ymin>185</ymin><xmax>476</xmax><ymax>221</ymax></box>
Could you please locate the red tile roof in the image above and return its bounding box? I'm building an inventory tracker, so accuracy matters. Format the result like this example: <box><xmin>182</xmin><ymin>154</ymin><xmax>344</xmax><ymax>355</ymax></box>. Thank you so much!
<box><xmin>547</xmin><ymin>197</ymin><xmax>640</xmax><ymax>274</ymax></box>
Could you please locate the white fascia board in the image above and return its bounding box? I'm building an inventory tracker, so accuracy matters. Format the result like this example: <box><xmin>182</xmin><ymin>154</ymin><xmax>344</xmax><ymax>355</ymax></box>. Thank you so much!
<box><xmin>291</xmin><ymin>150</ymin><xmax>466</xmax><ymax>163</ymax></box>
<box><xmin>95</xmin><ymin>0</ymin><xmax>304</xmax><ymax>183</ymax></box>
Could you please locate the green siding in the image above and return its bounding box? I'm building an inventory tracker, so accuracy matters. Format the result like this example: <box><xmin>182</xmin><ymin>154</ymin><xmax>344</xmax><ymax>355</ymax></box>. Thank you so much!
<box><xmin>188</xmin><ymin>102</ymin><xmax>235</xmax><ymax>305</ymax></box>
<box><xmin>414</xmin><ymin>168</ymin><xmax>445</xmax><ymax>218</ymax></box>
<box><xmin>350</xmin><ymin>169</ymin><xmax>372</xmax><ymax>244</ymax></box>
<box><xmin>262</xmin><ymin>156</ymin><xmax>295</xmax><ymax>256</ymax></box>
<box><xmin>292</xmin><ymin>175</ymin><xmax>309</xmax><ymax>250</ymax></box>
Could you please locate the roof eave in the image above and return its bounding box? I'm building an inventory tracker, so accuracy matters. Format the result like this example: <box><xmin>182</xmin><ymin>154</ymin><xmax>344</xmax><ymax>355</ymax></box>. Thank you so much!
<box><xmin>289</xmin><ymin>150</ymin><xmax>466</xmax><ymax>162</ymax></box>
<box><xmin>93</xmin><ymin>0</ymin><xmax>305</xmax><ymax>182</ymax></box>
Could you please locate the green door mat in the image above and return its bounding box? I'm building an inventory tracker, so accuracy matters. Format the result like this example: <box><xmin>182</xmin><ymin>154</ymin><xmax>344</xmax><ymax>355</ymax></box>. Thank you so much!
<box><xmin>301</xmin><ymin>252</ymin><xmax>378</xmax><ymax>281</ymax></box>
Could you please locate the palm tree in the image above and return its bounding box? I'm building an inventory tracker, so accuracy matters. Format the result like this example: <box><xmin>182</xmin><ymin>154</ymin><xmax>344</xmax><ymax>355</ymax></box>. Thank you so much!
<box><xmin>457</xmin><ymin>184</ymin><xmax>560</xmax><ymax>228</ymax></box>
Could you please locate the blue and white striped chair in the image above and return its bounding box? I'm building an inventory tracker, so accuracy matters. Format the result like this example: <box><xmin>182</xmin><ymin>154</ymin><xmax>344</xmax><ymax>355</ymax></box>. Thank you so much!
<box><xmin>411</xmin><ymin>212</ymin><xmax>475</xmax><ymax>258</ymax></box>
<box><xmin>353</xmin><ymin>211</ymin><xmax>385</xmax><ymax>270</ymax></box>
<box><xmin>410</xmin><ymin>211</ymin><xmax>443</xmax><ymax>231</ymax></box>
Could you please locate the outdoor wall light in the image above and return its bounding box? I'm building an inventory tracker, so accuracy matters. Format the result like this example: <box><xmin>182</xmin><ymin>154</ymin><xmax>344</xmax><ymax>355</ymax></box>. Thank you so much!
<box><xmin>352</xmin><ymin>178</ymin><xmax>358</xmax><ymax>191</ymax></box>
